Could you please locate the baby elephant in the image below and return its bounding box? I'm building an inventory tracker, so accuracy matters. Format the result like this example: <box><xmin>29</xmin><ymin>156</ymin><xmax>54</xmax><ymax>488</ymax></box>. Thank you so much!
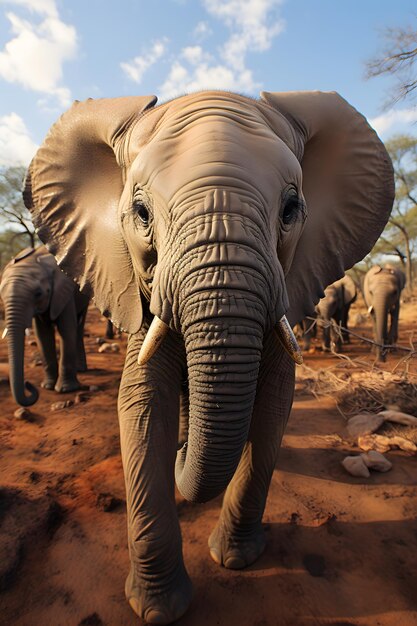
<box><xmin>0</xmin><ymin>247</ymin><xmax>89</xmax><ymax>406</ymax></box>
<box><xmin>316</xmin><ymin>275</ymin><xmax>357</xmax><ymax>352</ymax></box>
<box><xmin>364</xmin><ymin>264</ymin><xmax>406</xmax><ymax>361</ymax></box>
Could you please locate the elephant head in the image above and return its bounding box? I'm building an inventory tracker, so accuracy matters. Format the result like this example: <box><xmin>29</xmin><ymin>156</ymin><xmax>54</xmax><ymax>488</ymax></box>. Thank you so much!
<box><xmin>24</xmin><ymin>91</ymin><xmax>393</xmax><ymax>501</ymax></box>
<box><xmin>317</xmin><ymin>274</ymin><xmax>357</xmax><ymax>351</ymax></box>
<box><xmin>0</xmin><ymin>246</ymin><xmax>76</xmax><ymax>406</ymax></box>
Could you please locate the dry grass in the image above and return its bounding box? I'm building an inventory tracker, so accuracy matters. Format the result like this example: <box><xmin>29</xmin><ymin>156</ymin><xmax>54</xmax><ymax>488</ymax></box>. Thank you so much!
<box><xmin>296</xmin><ymin>361</ymin><xmax>417</xmax><ymax>418</ymax></box>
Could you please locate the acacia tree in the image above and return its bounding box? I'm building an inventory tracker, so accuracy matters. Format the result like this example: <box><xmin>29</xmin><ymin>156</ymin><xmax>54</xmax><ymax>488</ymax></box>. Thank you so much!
<box><xmin>365</xmin><ymin>22</ymin><xmax>417</xmax><ymax>107</ymax></box>
<box><xmin>368</xmin><ymin>134</ymin><xmax>417</xmax><ymax>291</ymax></box>
<box><xmin>0</xmin><ymin>166</ymin><xmax>37</xmax><ymax>267</ymax></box>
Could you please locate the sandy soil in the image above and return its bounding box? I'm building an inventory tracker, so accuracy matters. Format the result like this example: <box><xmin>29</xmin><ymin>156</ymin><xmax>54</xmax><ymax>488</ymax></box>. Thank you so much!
<box><xmin>0</xmin><ymin>300</ymin><xmax>416</xmax><ymax>626</ymax></box>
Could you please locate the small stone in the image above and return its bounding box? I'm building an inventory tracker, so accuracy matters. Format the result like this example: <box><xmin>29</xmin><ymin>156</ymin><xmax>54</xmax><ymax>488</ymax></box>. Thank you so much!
<box><xmin>50</xmin><ymin>400</ymin><xmax>73</xmax><ymax>411</ymax></box>
<box><xmin>89</xmin><ymin>385</ymin><xmax>100</xmax><ymax>392</ymax></box>
<box><xmin>14</xmin><ymin>407</ymin><xmax>32</xmax><ymax>421</ymax></box>
<box><xmin>29</xmin><ymin>471</ymin><xmax>41</xmax><ymax>482</ymax></box>
<box><xmin>96</xmin><ymin>493</ymin><xmax>123</xmax><ymax>512</ymax></box>
<box><xmin>78</xmin><ymin>614</ymin><xmax>103</xmax><ymax>626</ymax></box>
<box><xmin>74</xmin><ymin>392</ymin><xmax>89</xmax><ymax>404</ymax></box>
<box><xmin>98</xmin><ymin>343</ymin><xmax>112</xmax><ymax>353</ymax></box>
<box><xmin>361</xmin><ymin>450</ymin><xmax>392</xmax><ymax>472</ymax></box>
<box><xmin>347</xmin><ymin>413</ymin><xmax>385</xmax><ymax>439</ymax></box>
<box><xmin>110</xmin><ymin>343</ymin><xmax>120</xmax><ymax>353</ymax></box>
<box><xmin>341</xmin><ymin>455</ymin><xmax>370</xmax><ymax>478</ymax></box>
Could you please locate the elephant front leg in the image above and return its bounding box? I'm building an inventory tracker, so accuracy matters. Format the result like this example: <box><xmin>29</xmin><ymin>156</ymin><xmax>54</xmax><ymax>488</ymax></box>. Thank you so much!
<box><xmin>209</xmin><ymin>333</ymin><xmax>295</xmax><ymax>569</ymax></box>
<box><xmin>55</xmin><ymin>300</ymin><xmax>81</xmax><ymax>392</ymax></box>
<box><xmin>76</xmin><ymin>307</ymin><xmax>88</xmax><ymax>372</ymax></box>
<box><xmin>34</xmin><ymin>316</ymin><xmax>58</xmax><ymax>389</ymax></box>
<box><xmin>119</xmin><ymin>330</ymin><xmax>192</xmax><ymax>625</ymax></box>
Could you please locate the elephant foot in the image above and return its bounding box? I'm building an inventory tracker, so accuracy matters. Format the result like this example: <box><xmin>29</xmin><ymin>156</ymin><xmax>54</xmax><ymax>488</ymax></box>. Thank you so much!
<box><xmin>208</xmin><ymin>521</ymin><xmax>266</xmax><ymax>570</ymax></box>
<box><xmin>125</xmin><ymin>566</ymin><xmax>193</xmax><ymax>625</ymax></box>
<box><xmin>55</xmin><ymin>379</ymin><xmax>82</xmax><ymax>393</ymax></box>
<box><xmin>41</xmin><ymin>379</ymin><xmax>57</xmax><ymax>390</ymax></box>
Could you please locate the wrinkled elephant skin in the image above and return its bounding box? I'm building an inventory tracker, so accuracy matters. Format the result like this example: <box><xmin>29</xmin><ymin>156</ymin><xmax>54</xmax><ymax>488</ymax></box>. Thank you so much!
<box><xmin>24</xmin><ymin>91</ymin><xmax>394</xmax><ymax>624</ymax></box>
<box><xmin>0</xmin><ymin>247</ymin><xmax>89</xmax><ymax>406</ymax></box>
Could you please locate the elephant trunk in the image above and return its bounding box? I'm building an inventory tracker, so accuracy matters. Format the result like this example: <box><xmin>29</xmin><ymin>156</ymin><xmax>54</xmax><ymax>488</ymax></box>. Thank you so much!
<box><xmin>318</xmin><ymin>303</ymin><xmax>333</xmax><ymax>351</ymax></box>
<box><xmin>373</xmin><ymin>293</ymin><xmax>389</xmax><ymax>362</ymax></box>
<box><xmin>171</xmin><ymin>252</ymin><xmax>277</xmax><ymax>503</ymax></box>
<box><xmin>5</xmin><ymin>303</ymin><xmax>38</xmax><ymax>406</ymax></box>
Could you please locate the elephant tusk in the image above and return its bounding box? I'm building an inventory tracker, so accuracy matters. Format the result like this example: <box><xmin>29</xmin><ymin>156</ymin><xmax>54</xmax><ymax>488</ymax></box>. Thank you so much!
<box><xmin>137</xmin><ymin>316</ymin><xmax>170</xmax><ymax>366</ymax></box>
<box><xmin>2</xmin><ymin>327</ymin><xmax>7</xmax><ymax>339</ymax></box>
<box><xmin>275</xmin><ymin>316</ymin><xmax>303</xmax><ymax>365</ymax></box>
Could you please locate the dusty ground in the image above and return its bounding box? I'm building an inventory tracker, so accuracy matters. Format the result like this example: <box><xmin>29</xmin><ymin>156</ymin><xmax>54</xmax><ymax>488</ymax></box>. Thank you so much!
<box><xmin>0</xmin><ymin>299</ymin><xmax>416</xmax><ymax>626</ymax></box>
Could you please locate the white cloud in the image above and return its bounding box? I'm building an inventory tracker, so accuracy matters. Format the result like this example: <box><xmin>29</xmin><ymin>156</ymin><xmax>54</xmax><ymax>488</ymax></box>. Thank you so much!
<box><xmin>121</xmin><ymin>38</ymin><xmax>168</xmax><ymax>84</ymax></box>
<box><xmin>158</xmin><ymin>0</ymin><xmax>284</xmax><ymax>101</ymax></box>
<box><xmin>0</xmin><ymin>0</ymin><xmax>58</xmax><ymax>17</ymax></box>
<box><xmin>369</xmin><ymin>108</ymin><xmax>417</xmax><ymax>138</ymax></box>
<box><xmin>204</xmin><ymin>0</ymin><xmax>285</xmax><ymax>70</ymax></box>
<box><xmin>159</xmin><ymin>58</ymin><xmax>259</xmax><ymax>101</ymax></box>
<box><xmin>0</xmin><ymin>112</ymin><xmax>38</xmax><ymax>166</ymax></box>
<box><xmin>0</xmin><ymin>1</ymin><xmax>77</xmax><ymax>107</ymax></box>
<box><xmin>193</xmin><ymin>21</ymin><xmax>212</xmax><ymax>41</ymax></box>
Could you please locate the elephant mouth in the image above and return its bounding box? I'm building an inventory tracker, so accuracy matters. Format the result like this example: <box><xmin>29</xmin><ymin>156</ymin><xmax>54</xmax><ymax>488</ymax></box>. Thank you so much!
<box><xmin>137</xmin><ymin>314</ymin><xmax>303</xmax><ymax>366</ymax></box>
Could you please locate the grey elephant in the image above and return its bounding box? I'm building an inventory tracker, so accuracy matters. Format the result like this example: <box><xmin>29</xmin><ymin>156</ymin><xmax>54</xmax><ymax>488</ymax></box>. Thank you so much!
<box><xmin>364</xmin><ymin>264</ymin><xmax>405</xmax><ymax>361</ymax></box>
<box><xmin>24</xmin><ymin>90</ymin><xmax>393</xmax><ymax>624</ymax></box>
<box><xmin>0</xmin><ymin>246</ymin><xmax>89</xmax><ymax>406</ymax></box>
<box><xmin>316</xmin><ymin>275</ymin><xmax>357</xmax><ymax>352</ymax></box>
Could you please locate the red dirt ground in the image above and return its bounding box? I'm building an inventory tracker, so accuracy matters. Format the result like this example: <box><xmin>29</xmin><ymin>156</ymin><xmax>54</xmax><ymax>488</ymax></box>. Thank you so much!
<box><xmin>0</xmin><ymin>301</ymin><xmax>416</xmax><ymax>626</ymax></box>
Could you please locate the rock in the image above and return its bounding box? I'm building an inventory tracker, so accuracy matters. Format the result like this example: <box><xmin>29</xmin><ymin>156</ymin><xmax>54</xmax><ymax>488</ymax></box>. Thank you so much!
<box><xmin>378</xmin><ymin>410</ymin><xmax>417</xmax><ymax>427</ymax></box>
<box><xmin>110</xmin><ymin>342</ymin><xmax>120</xmax><ymax>352</ymax></box>
<box><xmin>341</xmin><ymin>455</ymin><xmax>370</xmax><ymax>478</ymax></box>
<box><xmin>78</xmin><ymin>613</ymin><xmax>104</xmax><ymax>626</ymax></box>
<box><xmin>357</xmin><ymin>434</ymin><xmax>391</xmax><ymax>453</ymax></box>
<box><xmin>361</xmin><ymin>450</ymin><xmax>392</xmax><ymax>472</ymax></box>
<box><xmin>89</xmin><ymin>385</ymin><xmax>100</xmax><ymax>392</ymax></box>
<box><xmin>96</xmin><ymin>492</ymin><xmax>124</xmax><ymax>512</ymax></box>
<box><xmin>346</xmin><ymin>413</ymin><xmax>385</xmax><ymax>439</ymax></box>
<box><xmin>14</xmin><ymin>407</ymin><xmax>32</xmax><ymax>421</ymax></box>
<box><xmin>50</xmin><ymin>400</ymin><xmax>73</xmax><ymax>411</ymax></box>
<box><xmin>74</xmin><ymin>392</ymin><xmax>89</xmax><ymax>404</ymax></box>
<box><xmin>98</xmin><ymin>343</ymin><xmax>112</xmax><ymax>353</ymax></box>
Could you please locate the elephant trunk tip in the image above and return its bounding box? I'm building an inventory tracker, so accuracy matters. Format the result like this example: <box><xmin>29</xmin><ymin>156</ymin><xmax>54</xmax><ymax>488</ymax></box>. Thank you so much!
<box><xmin>15</xmin><ymin>381</ymin><xmax>39</xmax><ymax>407</ymax></box>
<box><xmin>174</xmin><ymin>443</ymin><xmax>228</xmax><ymax>504</ymax></box>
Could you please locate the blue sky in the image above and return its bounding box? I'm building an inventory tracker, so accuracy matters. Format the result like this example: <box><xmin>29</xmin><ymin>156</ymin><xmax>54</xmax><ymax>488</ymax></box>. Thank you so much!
<box><xmin>0</xmin><ymin>0</ymin><xmax>416</xmax><ymax>167</ymax></box>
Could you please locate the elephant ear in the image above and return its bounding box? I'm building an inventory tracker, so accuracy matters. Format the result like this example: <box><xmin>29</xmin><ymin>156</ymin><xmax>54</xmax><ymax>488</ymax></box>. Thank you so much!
<box><xmin>260</xmin><ymin>91</ymin><xmax>394</xmax><ymax>326</ymax></box>
<box><xmin>37</xmin><ymin>252</ymin><xmax>76</xmax><ymax>320</ymax></box>
<box><xmin>23</xmin><ymin>95</ymin><xmax>157</xmax><ymax>333</ymax></box>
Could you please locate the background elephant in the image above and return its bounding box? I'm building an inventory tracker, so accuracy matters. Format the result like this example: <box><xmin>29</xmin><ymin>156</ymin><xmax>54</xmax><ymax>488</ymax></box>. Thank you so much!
<box><xmin>297</xmin><ymin>314</ymin><xmax>317</xmax><ymax>352</ymax></box>
<box><xmin>0</xmin><ymin>246</ymin><xmax>89</xmax><ymax>406</ymax></box>
<box><xmin>316</xmin><ymin>275</ymin><xmax>357</xmax><ymax>352</ymax></box>
<box><xmin>24</xmin><ymin>90</ymin><xmax>393</xmax><ymax>624</ymax></box>
<box><xmin>364</xmin><ymin>264</ymin><xmax>406</xmax><ymax>361</ymax></box>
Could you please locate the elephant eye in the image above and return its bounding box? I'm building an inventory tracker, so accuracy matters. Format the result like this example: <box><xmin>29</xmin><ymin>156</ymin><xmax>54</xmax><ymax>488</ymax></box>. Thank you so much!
<box><xmin>133</xmin><ymin>201</ymin><xmax>150</xmax><ymax>226</ymax></box>
<box><xmin>282</xmin><ymin>194</ymin><xmax>302</xmax><ymax>226</ymax></box>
